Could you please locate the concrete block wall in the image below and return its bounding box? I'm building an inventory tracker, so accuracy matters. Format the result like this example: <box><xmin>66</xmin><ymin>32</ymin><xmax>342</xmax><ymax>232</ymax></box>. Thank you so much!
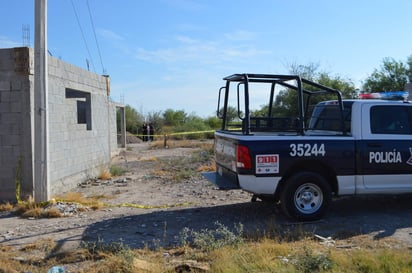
<box><xmin>0</xmin><ymin>48</ymin><xmax>33</xmax><ymax>201</ymax></box>
<box><xmin>0</xmin><ymin>47</ymin><xmax>121</xmax><ymax>201</ymax></box>
<box><xmin>47</xmin><ymin>56</ymin><xmax>118</xmax><ymax>195</ymax></box>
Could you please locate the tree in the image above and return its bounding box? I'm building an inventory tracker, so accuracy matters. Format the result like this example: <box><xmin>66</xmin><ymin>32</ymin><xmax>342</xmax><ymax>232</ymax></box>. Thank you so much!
<box><xmin>146</xmin><ymin>110</ymin><xmax>164</xmax><ymax>135</ymax></box>
<box><xmin>204</xmin><ymin>116</ymin><xmax>222</xmax><ymax>129</ymax></box>
<box><xmin>176</xmin><ymin>114</ymin><xmax>208</xmax><ymax>132</ymax></box>
<box><xmin>288</xmin><ymin>62</ymin><xmax>320</xmax><ymax>80</ymax></box>
<box><xmin>317</xmin><ymin>72</ymin><xmax>357</xmax><ymax>99</ymax></box>
<box><xmin>163</xmin><ymin>109</ymin><xmax>187</xmax><ymax>127</ymax></box>
<box><xmin>218</xmin><ymin>106</ymin><xmax>241</xmax><ymax>123</ymax></box>
<box><xmin>363</xmin><ymin>57</ymin><xmax>409</xmax><ymax>92</ymax></box>
<box><xmin>268</xmin><ymin>64</ymin><xmax>356</xmax><ymax>117</ymax></box>
<box><xmin>407</xmin><ymin>55</ymin><xmax>412</xmax><ymax>79</ymax></box>
<box><xmin>119</xmin><ymin>105</ymin><xmax>144</xmax><ymax>134</ymax></box>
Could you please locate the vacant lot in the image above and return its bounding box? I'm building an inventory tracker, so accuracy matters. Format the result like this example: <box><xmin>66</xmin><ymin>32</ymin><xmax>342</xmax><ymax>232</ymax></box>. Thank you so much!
<box><xmin>1</xmin><ymin>140</ymin><xmax>412</xmax><ymax>271</ymax></box>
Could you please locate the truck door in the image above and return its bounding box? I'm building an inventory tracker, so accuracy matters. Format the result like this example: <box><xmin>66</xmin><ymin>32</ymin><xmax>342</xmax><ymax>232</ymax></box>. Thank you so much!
<box><xmin>359</xmin><ymin>103</ymin><xmax>412</xmax><ymax>192</ymax></box>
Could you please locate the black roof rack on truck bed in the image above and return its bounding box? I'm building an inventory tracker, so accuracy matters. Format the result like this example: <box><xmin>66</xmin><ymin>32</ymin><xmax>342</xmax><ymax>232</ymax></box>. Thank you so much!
<box><xmin>217</xmin><ymin>73</ymin><xmax>345</xmax><ymax>135</ymax></box>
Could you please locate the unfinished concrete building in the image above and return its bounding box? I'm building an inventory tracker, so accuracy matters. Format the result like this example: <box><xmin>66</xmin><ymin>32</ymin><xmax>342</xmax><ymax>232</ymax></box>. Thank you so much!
<box><xmin>0</xmin><ymin>47</ymin><xmax>125</xmax><ymax>202</ymax></box>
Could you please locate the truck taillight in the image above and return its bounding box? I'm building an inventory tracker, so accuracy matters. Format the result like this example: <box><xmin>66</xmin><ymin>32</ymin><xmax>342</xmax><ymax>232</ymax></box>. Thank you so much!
<box><xmin>236</xmin><ymin>144</ymin><xmax>252</xmax><ymax>169</ymax></box>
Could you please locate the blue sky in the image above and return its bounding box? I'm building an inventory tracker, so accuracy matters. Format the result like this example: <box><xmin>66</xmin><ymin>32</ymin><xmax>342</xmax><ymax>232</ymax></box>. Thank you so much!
<box><xmin>2</xmin><ymin>0</ymin><xmax>412</xmax><ymax>117</ymax></box>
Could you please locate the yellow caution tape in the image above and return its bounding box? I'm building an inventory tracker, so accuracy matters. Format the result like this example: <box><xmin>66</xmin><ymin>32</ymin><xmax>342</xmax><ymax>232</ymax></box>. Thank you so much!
<box><xmin>123</xmin><ymin>129</ymin><xmax>215</xmax><ymax>138</ymax></box>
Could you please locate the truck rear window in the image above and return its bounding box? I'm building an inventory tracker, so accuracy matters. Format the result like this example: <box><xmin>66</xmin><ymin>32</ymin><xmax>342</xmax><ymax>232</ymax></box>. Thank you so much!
<box><xmin>308</xmin><ymin>102</ymin><xmax>352</xmax><ymax>132</ymax></box>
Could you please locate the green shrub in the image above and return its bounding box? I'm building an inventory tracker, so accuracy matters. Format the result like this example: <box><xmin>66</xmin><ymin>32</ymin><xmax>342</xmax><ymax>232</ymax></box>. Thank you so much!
<box><xmin>110</xmin><ymin>165</ymin><xmax>126</xmax><ymax>176</ymax></box>
<box><xmin>294</xmin><ymin>246</ymin><xmax>333</xmax><ymax>273</ymax></box>
<box><xmin>179</xmin><ymin>221</ymin><xmax>244</xmax><ymax>252</ymax></box>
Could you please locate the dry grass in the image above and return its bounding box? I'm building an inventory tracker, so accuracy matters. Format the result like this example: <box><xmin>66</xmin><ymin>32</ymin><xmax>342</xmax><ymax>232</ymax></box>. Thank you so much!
<box><xmin>208</xmin><ymin>240</ymin><xmax>292</xmax><ymax>272</ymax></box>
<box><xmin>139</xmin><ymin>156</ymin><xmax>158</xmax><ymax>162</ymax></box>
<box><xmin>21</xmin><ymin>207</ymin><xmax>43</xmax><ymax>218</ymax></box>
<box><xmin>197</xmin><ymin>164</ymin><xmax>216</xmax><ymax>172</ymax></box>
<box><xmin>150</xmin><ymin>139</ymin><xmax>213</xmax><ymax>150</ymax></box>
<box><xmin>99</xmin><ymin>169</ymin><xmax>112</xmax><ymax>180</ymax></box>
<box><xmin>151</xmin><ymin>168</ymin><xmax>169</xmax><ymax>177</ymax></box>
<box><xmin>197</xmin><ymin>159</ymin><xmax>216</xmax><ymax>172</ymax></box>
<box><xmin>12</xmin><ymin>192</ymin><xmax>108</xmax><ymax>219</ymax></box>
<box><xmin>1</xmin><ymin>232</ymin><xmax>412</xmax><ymax>273</ymax></box>
<box><xmin>42</xmin><ymin>207</ymin><xmax>63</xmax><ymax>218</ymax></box>
<box><xmin>0</xmin><ymin>202</ymin><xmax>13</xmax><ymax>212</ymax></box>
<box><xmin>149</xmin><ymin>143</ymin><xmax>215</xmax><ymax>183</ymax></box>
<box><xmin>16</xmin><ymin>199</ymin><xmax>61</xmax><ymax>218</ymax></box>
<box><xmin>20</xmin><ymin>237</ymin><xmax>56</xmax><ymax>253</ymax></box>
<box><xmin>149</xmin><ymin>140</ymin><xmax>169</xmax><ymax>149</ymax></box>
<box><xmin>57</xmin><ymin>192</ymin><xmax>87</xmax><ymax>203</ymax></box>
<box><xmin>0</xmin><ymin>239</ymin><xmax>57</xmax><ymax>272</ymax></box>
<box><xmin>205</xmin><ymin>237</ymin><xmax>412</xmax><ymax>273</ymax></box>
<box><xmin>55</xmin><ymin>192</ymin><xmax>105</xmax><ymax>210</ymax></box>
<box><xmin>89</xmin><ymin>193</ymin><xmax>114</xmax><ymax>200</ymax></box>
<box><xmin>15</xmin><ymin>196</ymin><xmax>41</xmax><ymax>217</ymax></box>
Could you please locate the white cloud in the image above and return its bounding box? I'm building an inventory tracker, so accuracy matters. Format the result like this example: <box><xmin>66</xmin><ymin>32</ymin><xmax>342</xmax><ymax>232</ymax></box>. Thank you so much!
<box><xmin>223</xmin><ymin>46</ymin><xmax>271</xmax><ymax>58</ymax></box>
<box><xmin>135</xmin><ymin>47</ymin><xmax>180</xmax><ymax>63</ymax></box>
<box><xmin>175</xmin><ymin>35</ymin><xmax>198</xmax><ymax>44</ymax></box>
<box><xmin>224</xmin><ymin>30</ymin><xmax>257</xmax><ymax>41</ymax></box>
<box><xmin>134</xmin><ymin>32</ymin><xmax>271</xmax><ymax>67</ymax></box>
<box><xmin>135</xmin><ymin>37</ymin><xmax>218</xmax><ymax>64</ymax></box>
<box><xmin>98</xmin><ymin>28</ymin><xmax>124</xmax><ymax>41</ymax></box>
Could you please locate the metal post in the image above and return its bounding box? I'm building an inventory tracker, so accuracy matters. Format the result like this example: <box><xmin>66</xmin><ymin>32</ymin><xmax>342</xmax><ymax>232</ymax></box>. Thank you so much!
<box><xmin>33</xmin><ymin>0</ymin><xmax>49</xmax><ymax>202</ymax></box>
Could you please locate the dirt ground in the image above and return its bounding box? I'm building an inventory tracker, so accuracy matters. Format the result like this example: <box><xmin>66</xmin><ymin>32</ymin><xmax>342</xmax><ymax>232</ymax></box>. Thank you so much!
<box><xmin>1</xmin><ymin>141</ymin><xmax>412</xmax><ymax>256</ymax></box>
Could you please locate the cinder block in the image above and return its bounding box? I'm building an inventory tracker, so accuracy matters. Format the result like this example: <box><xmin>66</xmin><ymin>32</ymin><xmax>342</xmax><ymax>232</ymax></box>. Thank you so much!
<box><xmin>0</xmin><ymin>48</ymin><xmax>13</xmax><ymax>59</ymax></box>
<box><xmin>10</xmin><ymin>80</ymin><xmax>22</xmax><ymax>91</ymax></box>
<box><xmin>0</xmin><ymin>165</ymin><xmax>14</xmax><ymax>179</ymax></box>
<box><xmin>0</xmin><ymin>59</ymin><xmax>15</xmax><ymax>70</ymax></box>
<box><xmin>11</xmin><ymin>123</ymin><xmax>22</xmax><ymax>134</ymax></box>
<box><xmin>0</xmin><ymin>188</ymin><xmax>16</xmax><ymax>202</ymax></box>
<box><xmin>0</xmin><ymin>91</ymin><xmax>11</xmax><ymax>102</ymax></box>
<box><xmin>0</xmin><ymin>124</ymin><xmax>20</xmax><ymax>135</ymax></box>
<box><xmin>0</xmin><ymin>124</ymin><xmax>7</xmax><ymax>135</ymax></box>
<box><xmin>1</xmin><ymin>134</ymin><xmax>20</xmax><ymax>146</ymax></box>
<box><xmin>0</xmin><ymin>112</ymin><xmax>20</xmax><ymax>124</ymax></box>
<box><xmin>10</xmin><ymin>102</ymin><xmax>22</xmax><ymax>113</ymax></box>
<box><xmin>0</xmin><ymin>81</ymin><xmax>10</xmax><ymax>91</ymax></box>
<box><xmin>0</xmin><ymin>102</ymin><xmax>10</xmax><ymax>112</ymax></box>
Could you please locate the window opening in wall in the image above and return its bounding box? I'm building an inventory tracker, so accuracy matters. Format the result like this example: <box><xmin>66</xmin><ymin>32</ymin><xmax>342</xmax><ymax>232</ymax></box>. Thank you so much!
<box><xmin>65</xmin><ymin>89</ymin><xmax>92</xmax><ymax>130</ymax></box>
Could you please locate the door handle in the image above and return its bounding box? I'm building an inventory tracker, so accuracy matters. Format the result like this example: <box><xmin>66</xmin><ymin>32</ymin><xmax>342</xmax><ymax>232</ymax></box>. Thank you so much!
<box><xmin>367</xmin><ymin>143</ymin><xmax>382</xmax><ymax>148</ymax></box>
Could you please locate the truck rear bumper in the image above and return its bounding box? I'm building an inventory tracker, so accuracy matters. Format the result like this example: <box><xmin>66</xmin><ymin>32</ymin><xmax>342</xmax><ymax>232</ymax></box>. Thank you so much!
<box><xmin>202</xmin><ymin>171</ymin><xmax>240</xmax><ymax>190</ymax></box>
<box><xmin>238</xmin><ymin>175</ymin><xmax>281</xmax><ymax>195</ymax></box>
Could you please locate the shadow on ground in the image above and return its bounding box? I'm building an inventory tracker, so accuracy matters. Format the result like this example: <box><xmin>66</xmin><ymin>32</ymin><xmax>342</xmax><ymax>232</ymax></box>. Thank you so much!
<box><xmin>82</xmin><ymin>194</ymin><xmax>412</xmax><ymax>249</ymax></box>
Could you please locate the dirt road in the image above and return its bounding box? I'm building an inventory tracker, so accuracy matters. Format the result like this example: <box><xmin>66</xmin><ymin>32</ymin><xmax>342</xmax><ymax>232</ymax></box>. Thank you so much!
<box><xmin>1</xmin><ymin>141</ymin><xmax>412</xmax><ymax>254</ymax></box>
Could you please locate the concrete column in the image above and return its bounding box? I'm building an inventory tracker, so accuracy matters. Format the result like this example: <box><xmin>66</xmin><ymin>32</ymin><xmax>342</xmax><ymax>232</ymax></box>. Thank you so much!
<box><xmin>119</xmin><ymin>106</ymin><xmax>126</xmax><ymax>148</ymax></box>
<box><xmin>33</xmin><ymin>0</ymin><xmax>50</xmax><ymax>201</ymax></box>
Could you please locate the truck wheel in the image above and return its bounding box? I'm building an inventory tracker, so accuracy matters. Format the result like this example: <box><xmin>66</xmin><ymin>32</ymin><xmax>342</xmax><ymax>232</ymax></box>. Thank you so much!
<box><xmin>280</xmin><ymin>172</ymin><xmax>331</xmax><ymax>221</ymax></box>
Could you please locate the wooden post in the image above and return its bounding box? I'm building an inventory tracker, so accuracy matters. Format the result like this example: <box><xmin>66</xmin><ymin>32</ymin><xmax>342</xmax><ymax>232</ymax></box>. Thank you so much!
<box><xmin>164</xmin><ymin>134</ymin><xmax>168</xmax><ymax>148</ymax></box>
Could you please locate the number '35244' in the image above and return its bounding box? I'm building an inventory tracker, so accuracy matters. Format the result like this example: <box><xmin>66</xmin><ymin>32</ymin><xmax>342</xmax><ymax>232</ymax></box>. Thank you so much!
<box><xmin>289</xmin><ymin>143</ymin><xmax>326</xmax><ymax>157</ymax></box>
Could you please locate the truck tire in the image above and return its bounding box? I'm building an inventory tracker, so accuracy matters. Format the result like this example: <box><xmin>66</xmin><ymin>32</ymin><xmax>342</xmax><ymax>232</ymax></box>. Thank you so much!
<box><xmin>280</xmin><ymin>172</ymin><xmax>331</xmax><ymax>221</ymax></box>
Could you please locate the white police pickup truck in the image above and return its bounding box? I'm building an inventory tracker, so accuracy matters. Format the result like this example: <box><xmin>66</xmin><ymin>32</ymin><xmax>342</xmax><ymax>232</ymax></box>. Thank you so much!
<box><xmin>203</xmin><ymin>74</ymin><xmax>412</xmax><ymax>221</ymax></box>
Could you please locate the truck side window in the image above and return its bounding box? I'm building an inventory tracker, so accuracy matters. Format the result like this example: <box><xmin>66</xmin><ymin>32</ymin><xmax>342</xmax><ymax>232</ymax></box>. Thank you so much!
<box><xmin>370</xmin><ymin>106</ymin><xmax>412</xmax><ymax>135</ymax></box>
